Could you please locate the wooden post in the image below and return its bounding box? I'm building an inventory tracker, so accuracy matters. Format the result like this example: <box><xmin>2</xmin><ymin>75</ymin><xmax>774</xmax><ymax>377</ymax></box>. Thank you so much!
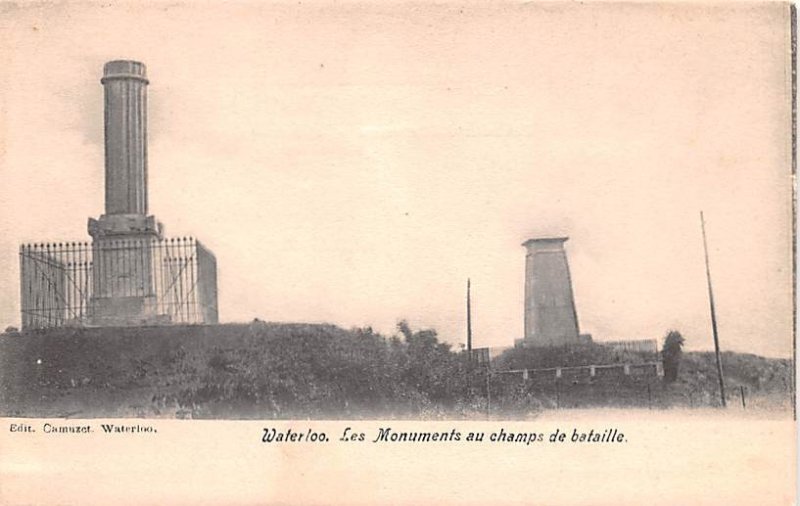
<box><xmin>485</xmin><ymin>368</ymin><xmax>491</xmax><ymax>419</ymax></box>
<box><xmin>466</xmin><ymin>278</ymin><xmax>472</xmax><ymax>355</ymax></box>
<box><xmin>555</xmin><ymin>379</ymin><xmax>560</xmax><ymax>410</ymax></box>
<box><xmin>701</xmin><ymin>212</ymin><xmax>727</xmax><ymax>408</ymax></box>
<box><xmin>740</xmin><ymin>385</ymin><xmax>746</xmax><ymax>409</ymax></box>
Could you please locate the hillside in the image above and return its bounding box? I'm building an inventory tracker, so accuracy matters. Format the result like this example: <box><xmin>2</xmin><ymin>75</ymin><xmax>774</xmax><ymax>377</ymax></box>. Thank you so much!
<box><xmin>0</xmin><ymin>322</ymin><xmax>793</xmax><ymax>418</ymax></box>
<box><xmin>490</xmin><ymin>343</ymin><xmax>792</xmax><ymax>410</ymax></box>
<box><xmin>0</xmin><ymin>322</ymin><xmax>476</xmax><ymax>419</ymax></box>
<box><xmin>667</xmin><ymin>351</ymin><xmax>793</xmax><ymax>409</ymax></box>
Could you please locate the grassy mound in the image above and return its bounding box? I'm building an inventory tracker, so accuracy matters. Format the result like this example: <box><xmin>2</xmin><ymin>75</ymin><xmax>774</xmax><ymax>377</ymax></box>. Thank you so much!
<box><xmin>0</xmin><ymin>323</ymin><xmax>792</xmax><ymax>418</ymax></box>
<box><xmin>0</xmin><ymin>322</ymin><xmax>476</xmax><ymax>419</ymax></box>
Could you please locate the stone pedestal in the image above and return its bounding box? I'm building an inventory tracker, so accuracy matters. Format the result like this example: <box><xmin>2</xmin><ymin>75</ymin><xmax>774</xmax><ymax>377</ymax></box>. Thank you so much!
<box><xmin>87</xmin><ymin>215</ymin><xmax>165</xmax><ymax>326</ymax></box>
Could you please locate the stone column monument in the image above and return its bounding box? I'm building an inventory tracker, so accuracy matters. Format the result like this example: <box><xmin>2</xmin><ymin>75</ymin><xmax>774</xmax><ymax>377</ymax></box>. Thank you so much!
<box><xmin>522</xmin><ymin>237</ymin><xmax>581</xmax><ymax>346</ymax></box>
<box><xmin>88</xmin><ymin>60</ymin><xmax>164</xmax><ymax>325</ymax></box>
<box><xmin>19</xmin><ymin>60</ymin><xmax>218</xmax><ymax>329</ymax></box>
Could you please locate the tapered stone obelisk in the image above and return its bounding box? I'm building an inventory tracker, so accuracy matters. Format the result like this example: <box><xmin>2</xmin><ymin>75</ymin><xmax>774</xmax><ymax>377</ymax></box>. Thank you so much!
<box><xmin>88</xmin><ymin>60</ymin><xmax>163</xmax><ymax>325</ymax></box>
<box><xmin>522</xmin><ymin>237</ymin><xmax>581</xmax><ymax>346</ymax></box>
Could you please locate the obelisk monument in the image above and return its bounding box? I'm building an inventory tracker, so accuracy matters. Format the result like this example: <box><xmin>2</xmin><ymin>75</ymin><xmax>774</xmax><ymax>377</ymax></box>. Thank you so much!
<box><xmin>521</xmin><ymin>237</ymin><xmax>581</xmax><ymax>346</ymax></box>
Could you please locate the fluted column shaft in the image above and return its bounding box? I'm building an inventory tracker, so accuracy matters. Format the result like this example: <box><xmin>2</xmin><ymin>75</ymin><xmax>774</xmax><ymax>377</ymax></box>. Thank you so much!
<box><xmin>101</xmin><ymin>60</ymin><xmax>149</xmax><ymax>216</ymax></box>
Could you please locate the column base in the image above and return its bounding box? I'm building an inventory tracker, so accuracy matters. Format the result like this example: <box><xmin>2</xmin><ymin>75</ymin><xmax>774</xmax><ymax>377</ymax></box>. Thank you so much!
<box><xmin>89</xmin><ymin>295</ymin><xmax>171</xmax><ymax>327</ymax></box>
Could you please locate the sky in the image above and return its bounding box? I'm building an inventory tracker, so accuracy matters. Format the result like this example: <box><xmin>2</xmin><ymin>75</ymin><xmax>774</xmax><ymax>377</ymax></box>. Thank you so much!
<box><xmin>0</xmin><ymin>2</ymin><xmax>793</xmax><ymax>357</ymax></box>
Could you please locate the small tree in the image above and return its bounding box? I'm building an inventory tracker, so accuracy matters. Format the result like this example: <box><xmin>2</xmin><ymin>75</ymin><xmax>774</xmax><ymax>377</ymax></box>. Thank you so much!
<box><xmin>661</xmin><ymin>330</ymin><xmax>685</xmax><ymax>383</ymax></box>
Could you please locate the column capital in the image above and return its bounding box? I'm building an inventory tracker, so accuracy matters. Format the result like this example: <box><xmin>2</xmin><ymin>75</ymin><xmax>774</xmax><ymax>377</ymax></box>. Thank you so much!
<box><xmin>101</xmin><ymin>60</ymin><xmax>149</xmax><ymax>84</ymax></box>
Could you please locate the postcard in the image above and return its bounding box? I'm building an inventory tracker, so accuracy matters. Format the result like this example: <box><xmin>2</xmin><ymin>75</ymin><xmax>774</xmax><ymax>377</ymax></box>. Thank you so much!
<box><xmin>0</xmin><ymin>2</ymin><xmax>795</xmax><ymax>505</ymax></box>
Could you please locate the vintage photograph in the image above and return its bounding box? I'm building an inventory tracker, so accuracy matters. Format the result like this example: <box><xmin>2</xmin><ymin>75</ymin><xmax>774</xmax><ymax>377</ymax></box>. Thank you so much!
<box><xmin>0</xmin><ymin>2</ymin><xmax>794</xmax><ymax>421</ymax></box>
<box><xmin>0</xmin><ymin>1</ymin><xmax>795</xmax><ymax>503</ymax></box>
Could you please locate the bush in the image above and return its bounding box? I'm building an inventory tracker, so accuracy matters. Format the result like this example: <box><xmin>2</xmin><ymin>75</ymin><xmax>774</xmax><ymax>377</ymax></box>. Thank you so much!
<box><xmin>661</xmin><ymin>330</ymin><xmax>685</xmax><ymax>383</ymax></box>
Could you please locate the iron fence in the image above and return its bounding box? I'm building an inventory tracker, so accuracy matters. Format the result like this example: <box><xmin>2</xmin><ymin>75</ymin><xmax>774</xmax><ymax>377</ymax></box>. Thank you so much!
<box><xmin>20</xmin><ymin>237</ymin><xmax>218</xmax><ymax>330</ymax></box>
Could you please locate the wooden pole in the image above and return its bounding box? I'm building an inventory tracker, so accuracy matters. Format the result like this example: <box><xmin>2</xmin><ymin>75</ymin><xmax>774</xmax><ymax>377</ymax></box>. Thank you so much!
<box><xmin>701</xmin><ymin>211</ymin><xmax>727</xmax><ymax>408</ymax></box>
<box><xmin>485</xmin><ymin>369</ymin><xmax>491</xmax><ymax>419</ymax></box>
<box><xmin>466</xmin><ymin>278</ymin><xmax>473</xmax><ymax>396</ymax></box>
<box><xmin>466</xmin><ymin>278</ymin><xmax>472</xmax><ymax>354</ymax></box>
<box><xmin>740</xmin><ymin>385</ymin><xmax>746</xmax><ymax>409</ymax></box>
<box><xmin>555</xmin><ymin>379</ymin><xmax>560</xmax><ymax>410</ymax></box>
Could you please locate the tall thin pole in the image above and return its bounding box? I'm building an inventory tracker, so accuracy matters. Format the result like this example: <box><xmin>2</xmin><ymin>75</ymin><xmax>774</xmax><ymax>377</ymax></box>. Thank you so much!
<box><xmin>555</xmin><ymin>379</ymin><xmax>560</xmax><ymax>410</ymax></box>
<box><xmin>466</xmin><ymin>278</ymin><xmax>474</xmax><ymax>396</ymax></box>
<box><xmin>701</xmin><ymin>211</ymin><xmax>727</xmax><ymax>408</ymax></box>
<box><xmin>466</xmin><ymin>278</ymin><xmax>473</xmax><ymax>354</ymax></box>
<box><xmin>486</xmin><ymin>370</ymin><xmax>491</xmax><ymax>419</ymax></box>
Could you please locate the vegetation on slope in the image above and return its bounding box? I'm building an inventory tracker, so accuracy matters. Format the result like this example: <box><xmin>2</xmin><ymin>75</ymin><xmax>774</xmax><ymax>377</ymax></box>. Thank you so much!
<box><xmin>0</xmin><ymin>322</ymin><xmax>792</xmax><ymax>418</ymax></box>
